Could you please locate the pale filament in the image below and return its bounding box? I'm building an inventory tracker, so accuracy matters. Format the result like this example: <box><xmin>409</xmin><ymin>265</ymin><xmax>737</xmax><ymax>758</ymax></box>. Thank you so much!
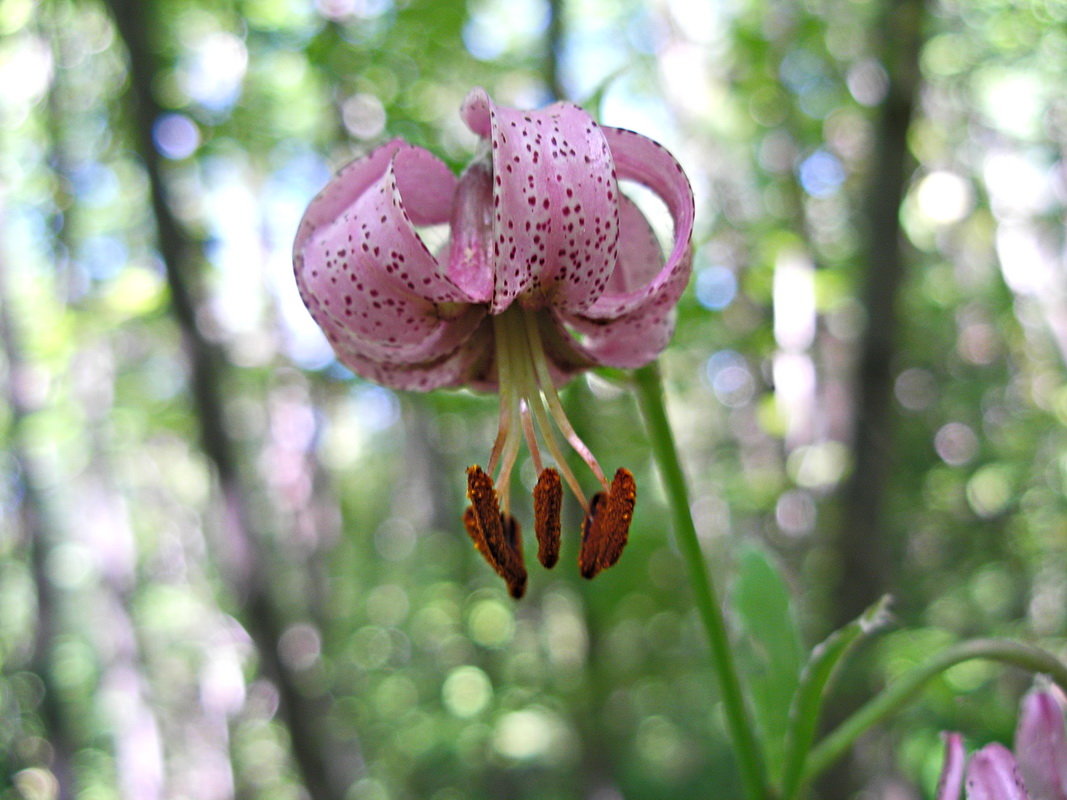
<box><xmin>519</xmin><ymin>399</ymin><xmax>545</xmax><ymax>475</ymax></box>
<box><xmin>521</xmin><ymin>309</ymin><xmax>609</xmax><ymax>491</ymax></box>
<box><xmin>513</xmin><ymin>342</ymin><xmax>589</xmax><ymax>513</ymax></box>
<box><xmin>485</xmin><ymin>306</ymin><xmax>610</xmax><ymax>516</ymax></box>
<box><xmin>486</xmin><ymin>312</ymin><xmax>515</xmax><ymax>477</ymax></box>
<box><xmin>491</xmin><ymin>313</ymin><xmax>525</xmax><ymax>510</ymax></box>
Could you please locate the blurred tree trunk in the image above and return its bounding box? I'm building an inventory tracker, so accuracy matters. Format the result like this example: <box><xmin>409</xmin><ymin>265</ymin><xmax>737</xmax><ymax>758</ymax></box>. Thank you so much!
<box><xmin>834</xmin><ymin>0</ymin><xmax>925</xmax><ymax>627</ymax></box>
<box><xmin>101</xmin><ymin>2</ymin><xmax>358</xmax><ymax>799</ymax></box>
<box><xmin>821</xmin><ymin>1</ymin><xmax>926</xmax><ymax>796</ymax></box>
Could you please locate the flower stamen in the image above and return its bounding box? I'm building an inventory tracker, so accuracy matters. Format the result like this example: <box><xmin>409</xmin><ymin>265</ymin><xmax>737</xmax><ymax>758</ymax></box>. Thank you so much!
<box><xmin>489</xmin><ymin>313</ymin><xmax>526</xmax><ymax>506</ymax></box>
<box><xmin>521</xmin><ymin>310</ymin><xmax>610</xmax><ymax>491</ymax></box>
<box><xmin>465</xmin><ymin>465</ymin><xmax>527</xmax><ymax>598</ymax></box>
<box><xmin>533</xmin><ymin>468</ymin><xmax>562</xmax><ymax>569</ymax></box>
<box><xmin>519</xmin><ymin>399</ymin><xmax>545</xmax><ymax>475</ymax></box>
<box><xmin>473</xmin><ymin>308</ymin><xmax>639</xmax><ymax>593</ymax></box>
<box><xmin>579</xmin><ymin>468</ymin><xmax>636</xmax><ymax>579</ymax></box>
<box><xmin>486</xmin><ymin>314</ymin><xmax>515</xmax><ymax>478</ymax></box>
<box><xmin>523</xmin><ymin>381</ymin><xmax>590</xmax><ymax>513</ymax></box>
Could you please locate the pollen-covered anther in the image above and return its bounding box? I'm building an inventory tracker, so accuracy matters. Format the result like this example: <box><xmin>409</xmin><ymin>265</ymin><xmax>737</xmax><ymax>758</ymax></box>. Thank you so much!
<box><xmin>500</xmin><ymin>513</ymin><xmax>527</xmax><ymax>598</ymax></box>
<box><xmin>533</xmin><ymin>468</ymin><xmax>562</xmax><ymax>569</ymax></box>
<box><xmin>578</xmin><ymin>468</ymin><xmax>636</xmax><ymax>579</ymax></box>
<box><xmin>465</xmin><ymin>465</ymin><xmax>528</xmax><ymax>598</ymax></box>
<box><xmin>462</xmin><ymin>505</ymin><xmax>491</xmax><ymax>563</ymax></box>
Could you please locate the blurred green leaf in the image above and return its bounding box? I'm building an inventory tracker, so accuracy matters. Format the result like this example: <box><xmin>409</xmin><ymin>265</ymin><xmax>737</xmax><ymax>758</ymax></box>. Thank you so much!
<box><xmin>732</xmin><ymin>547</ymin><xmax>805</xmax><ymax>784</ymax></box>
<box><xmin>780</xmin><ymin>596</ymin><xmax>892</xmax><ymax>800</ymax></box>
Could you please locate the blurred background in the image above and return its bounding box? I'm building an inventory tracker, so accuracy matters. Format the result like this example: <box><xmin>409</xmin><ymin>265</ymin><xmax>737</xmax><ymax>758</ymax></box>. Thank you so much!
<box><xmin>2</xmin><ymin>0</ymin><xmax>1066</xmax><ymax>798</ymax></box>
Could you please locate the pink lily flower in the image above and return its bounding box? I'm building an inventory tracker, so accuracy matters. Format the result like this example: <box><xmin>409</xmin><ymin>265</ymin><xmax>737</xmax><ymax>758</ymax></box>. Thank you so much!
<box><xmin>935</xmin><ymin>690</ymin><xmax>1067</xmax><ymax>800</ymax></box>
<box><xmin>293</xmin><ymin>88</ymin><xmax>695</xmax><ymax>597</ymax></box>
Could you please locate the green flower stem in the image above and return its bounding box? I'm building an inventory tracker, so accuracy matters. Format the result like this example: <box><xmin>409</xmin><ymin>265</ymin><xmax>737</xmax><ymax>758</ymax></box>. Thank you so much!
<box><xmin>633</xmin><ymin>363</ymin><xmax>768</xmax><ymax>800</ymax></box>
<box><xmin>802</xmin><ymin>638</ymin><xmax>1067</xmax><ymax>790</ymax></box>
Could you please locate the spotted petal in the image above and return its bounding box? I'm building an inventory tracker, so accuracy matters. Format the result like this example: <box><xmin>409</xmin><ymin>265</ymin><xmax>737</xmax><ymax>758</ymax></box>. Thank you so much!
<box><xmin>559</xmin><ymin>282</ymin><xmax>684</xmax><ymax>368</ymax></box>
<box><xmin>582</xmin><ymin>125</ymin><xmax>695</xmax><ymax>320</ymax></box>
<box><xmin>1015</xmin><ymin>691</ymin><xmax>1067</xmax><ymax>800</ymax></box>
<box><xmin>328</xmin><ymin>319</ymin><xmax>494</xmax><ymax>392</ymax></box>
<box><xmin>966</xmin><ymin>744</ymin><xmax>1032</xmax><ymax>800</ymax></box>
<box><xmin>936</xmin><ymin>733</ymin><xmax>966</xmax><ymax>800</ymax></box>
<box><xmin>445</xmin><ymin>161</ymin><xmax>495</xmax><ymax>303</ymax></box>
<box><xmin>461</xmin><ymin>87</ymin><xmax>621</xmax><ymax>314</ymax></box>
<box><xmin>314</xmin><ymin>299</ymin><xmax>486</xmax><ymax>369</ymax></box>
<box><xmin>294</xmin><ymin>140</ymin><xmax>488</xmax><ymax>384</ymax></box>
<box><xmin>561</xmin><ymin>194</ymin><xmax>692</xmax><ymax>368</ymax></box>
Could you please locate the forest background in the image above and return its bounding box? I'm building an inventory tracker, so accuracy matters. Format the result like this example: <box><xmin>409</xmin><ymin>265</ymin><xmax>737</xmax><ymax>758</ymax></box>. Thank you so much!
<box><xmin>2</xmin><ymin>0</ymin><xmax>1066</xmax><ymax>798</ymax></box>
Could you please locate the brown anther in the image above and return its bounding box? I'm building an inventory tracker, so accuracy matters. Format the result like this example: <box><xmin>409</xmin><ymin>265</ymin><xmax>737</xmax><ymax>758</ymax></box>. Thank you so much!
<box><xmin>500</xmin><ymin>513</ymin><xmax>527</xmax><ymax>599</ymax></box>
<box><xmin>578</xmin><ymin>467</ymin><xmax>636</xmax><ymax>579</ymax></box>
<box><xmin>462</xmin><ymin>505</ymin><xmax>491</xmax><ymax>563</ymax></box>
<box><xmin>465</xmin><ymin>465</ymin><xmax>528</xmax><ymax>598</ymax></box>
<box><xmin>533</xmin><ymin>468</ymin><xmax>562</xmax><ymax>569</ymax></box>
<box><xmin>578</xmin><ymin>491</ymin><xmax>606</xmax><ymax>578</ymax></box>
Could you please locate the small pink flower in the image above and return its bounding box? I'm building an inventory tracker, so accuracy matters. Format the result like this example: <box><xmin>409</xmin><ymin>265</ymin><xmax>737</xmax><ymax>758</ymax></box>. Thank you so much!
<box><xmin>293</xmin><ymin>88</ymin><xmax>694</xmax><ymax>596</ymax></box>
<box><xmin>936</xmin><ymin>690</ymin><xmax>1067</xmax><ymax>800</ymax></box>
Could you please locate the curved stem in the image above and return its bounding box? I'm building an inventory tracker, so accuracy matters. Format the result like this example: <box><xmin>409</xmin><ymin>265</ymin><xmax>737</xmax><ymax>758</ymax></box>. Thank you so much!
<box><xmin>633</xmin><ymin>362</ymin><xmax>768</xmax><ymax>800</ymax></box>
<box><xmin>801</xmin><ymin>638</ymin><xmax>1067</xmax><ymax>789</ymax></box>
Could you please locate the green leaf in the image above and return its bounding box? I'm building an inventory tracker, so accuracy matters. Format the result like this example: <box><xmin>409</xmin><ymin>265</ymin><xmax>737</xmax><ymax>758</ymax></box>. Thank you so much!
<box><xmin>779</xmin><ymin>596</ymin><xmax>893</xmax><ymax>800</ymax></box>
<box><xmin>731</xmin><ymin>547</ymin><xmax>805</xmax><ymax>783</ymax></box>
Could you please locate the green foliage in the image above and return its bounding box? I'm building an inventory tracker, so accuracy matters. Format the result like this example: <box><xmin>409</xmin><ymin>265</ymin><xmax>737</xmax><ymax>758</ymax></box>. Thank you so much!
<box><xmin>732</xmin><ymin>547</ymin><xmax>805</xmax><ymax>782</ymax></box>
<box><xmin>781</xmin><ymin>596</ymin><xmax>891</xmax><ymax>799</ymax></box>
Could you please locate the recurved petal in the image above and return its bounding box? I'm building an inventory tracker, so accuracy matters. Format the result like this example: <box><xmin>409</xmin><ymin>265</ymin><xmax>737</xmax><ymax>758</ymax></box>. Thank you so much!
<box><xmin>294</xmin><ymin>140</ymin><xmax>454</xmax><ymax>241</ymax></box>
<box><xmin>562</xmin><ymin>245</ymin><xmax>691</xmax><ymax>369</ymax></box>
<box><xmin>296</xmin><ymin>142</ymin><xmax>483</xmax><ymax>369</ymax></box>
<box><xmin>296</xmin><ymin>142</ymin><xmax>472</xmax><ymax>307</ymax></box>
<box><xmin>445</xmin><ymin>160</ymin><xmax>495</xmax><ymax>303</ymax></box>
<box><xmin>328</xmin><ymin>318</ymin><xmax>494</xmax><ymax>392</ymax></box>
<box><xmin>936</xmin><ymin>733</ymin><xmax>966</xmax><ymax>800</ymax></box>
<box><xmin>604</xmin><ymin>195</ymin><xmax>664</xmax><ymax>295</ymax></box>
<box><xmin>583</xmin><ymin>126</ymin><xmax>695</xmax><ymax>320</ymax></box>
<box><xmin>1015</xmin><ymin>691</ymin><xmax>1067</xmax><ymax>800</ymax></box>
<box><xmin>314</xmin><ymin>300</ymin><xmax>486</xmax><ymax>365</ymax></box>
<box><xmin>460</xmin><ymin>87</ymin><xmax>621</xmax><ymax>314</ymax></box>
<box><xmin>966</xmin><ymin>744</ymin><xmax>1033</xmax><ymax>800</ymax></box>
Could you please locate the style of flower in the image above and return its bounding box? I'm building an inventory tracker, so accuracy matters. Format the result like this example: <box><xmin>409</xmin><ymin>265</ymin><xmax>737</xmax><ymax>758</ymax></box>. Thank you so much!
<box><xmin>293</xmin><ymin>87</ymin><xmax>694</xmax><ymax>597</ymax></box>
<box><xmin>935</xmin><ymin>690</ymin><xmax>1067</xmax><ymax>800</ymax></box>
